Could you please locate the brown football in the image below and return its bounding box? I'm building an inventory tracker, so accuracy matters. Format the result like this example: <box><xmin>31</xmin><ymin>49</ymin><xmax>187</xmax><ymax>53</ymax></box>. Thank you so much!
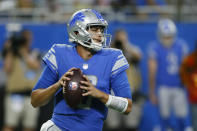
<box><xmin>62</xmin><ymin>68</ymin><xmax>86</xmax><ymax>108</ymax></box>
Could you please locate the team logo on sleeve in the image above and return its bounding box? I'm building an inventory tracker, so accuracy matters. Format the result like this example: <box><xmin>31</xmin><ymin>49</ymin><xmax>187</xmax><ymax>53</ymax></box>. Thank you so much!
<box><xmin>68</xmin><ymin>82</ymin><xmax>78</xmax><ymax>90</ymax></box>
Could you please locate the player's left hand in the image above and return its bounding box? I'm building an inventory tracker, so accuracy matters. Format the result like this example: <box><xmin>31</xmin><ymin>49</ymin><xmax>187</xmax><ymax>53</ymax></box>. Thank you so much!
<box><xmin>80</xmin><ymin>75</ymin><xmax>103</xmax><ymax>99</ymax></box>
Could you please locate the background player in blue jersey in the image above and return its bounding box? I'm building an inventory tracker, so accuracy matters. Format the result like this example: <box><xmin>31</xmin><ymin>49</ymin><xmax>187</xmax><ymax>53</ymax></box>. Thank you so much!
<box><xmin>31</xmin><ymin>9</ymin><xmax>132</xmax><ymax>131</ymax></box>
<box><xmin>148</xmin><ymin>18</ymin><xmax>192</xmax><ymax>131</ymax></box>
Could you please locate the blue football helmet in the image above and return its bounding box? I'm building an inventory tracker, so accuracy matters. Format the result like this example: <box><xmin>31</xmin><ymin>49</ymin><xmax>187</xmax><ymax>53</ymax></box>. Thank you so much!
<box><xmin>67</xmin><ymin>9</ymin><xmax>111</xmax><ymax>51</ymax></box>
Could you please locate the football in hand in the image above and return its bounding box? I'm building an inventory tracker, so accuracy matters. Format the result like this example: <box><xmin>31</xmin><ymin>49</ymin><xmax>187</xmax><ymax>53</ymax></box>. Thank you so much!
<box><xmin>62</xmin><ymin>68</ymin><xmax>86</xmax><ymax>108</ymax></box>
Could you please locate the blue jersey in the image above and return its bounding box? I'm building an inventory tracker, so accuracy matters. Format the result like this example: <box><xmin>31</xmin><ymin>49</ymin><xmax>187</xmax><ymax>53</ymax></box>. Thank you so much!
<box><xmin>148</xmin><ymin>39</ymin><xmax>188</xmax><ymax>87</ymax></box>
<box><xmin>33</xmin><ymin>44</ymin><xmax>131</xmax><ymax>131</ymax></box>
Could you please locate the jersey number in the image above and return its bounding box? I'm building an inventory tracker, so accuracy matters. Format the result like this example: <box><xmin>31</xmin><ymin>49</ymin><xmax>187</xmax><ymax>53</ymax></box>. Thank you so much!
<box><xmin>166</xmin><ymin>53</ymin><xmax>178</xmax><ymax>74</ymax></box>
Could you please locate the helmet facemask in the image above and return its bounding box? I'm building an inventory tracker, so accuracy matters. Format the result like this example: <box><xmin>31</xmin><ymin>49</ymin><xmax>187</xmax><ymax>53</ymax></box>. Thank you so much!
<box><xmin>82</xmin><ymin>25</ymin><xmax>111</xmax><ymax>51</ymax></box>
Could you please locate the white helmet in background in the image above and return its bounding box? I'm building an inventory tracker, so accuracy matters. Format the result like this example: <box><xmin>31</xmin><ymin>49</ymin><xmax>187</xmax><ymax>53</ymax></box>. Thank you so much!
<box><xmin>67</xmin><ymin>9</ymin><xmax>111</xmax><ymax>51</ymax></box>
<box><xmin>157</xmin><ymin>18</ymin><xmax>177</xmax><ymax>47</ymax></box>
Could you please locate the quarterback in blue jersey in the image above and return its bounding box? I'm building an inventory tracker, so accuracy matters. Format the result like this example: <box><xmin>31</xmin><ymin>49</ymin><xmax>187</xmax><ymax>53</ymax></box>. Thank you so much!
<box><xmin>31</xmin><ymin>9</ymin><xmax>132</xmax><ymax>131</ymax></box>
<box><xmin>148</xmin><ymin>19</ymin><xmax>192</xmax><ymax>131</ymax></box>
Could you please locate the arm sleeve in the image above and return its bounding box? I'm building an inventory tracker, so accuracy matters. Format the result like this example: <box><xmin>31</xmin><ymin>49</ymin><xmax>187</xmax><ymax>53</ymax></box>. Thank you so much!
<box><xmin>111</xmin><ymin>71</ymin><xmax>132</xmax><ymax>99</ymax></box>
<box><xmin>32</xmin><ymin>66</ymin><xmax>58</xmax><ymax>91</ymax></box>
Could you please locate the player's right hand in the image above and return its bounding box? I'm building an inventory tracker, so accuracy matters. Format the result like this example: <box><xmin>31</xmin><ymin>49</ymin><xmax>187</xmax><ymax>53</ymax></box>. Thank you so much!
<box><xmin>57</xmin><ymin>67</ymin><xmax>77</xmax><ymax>88</ymax></box>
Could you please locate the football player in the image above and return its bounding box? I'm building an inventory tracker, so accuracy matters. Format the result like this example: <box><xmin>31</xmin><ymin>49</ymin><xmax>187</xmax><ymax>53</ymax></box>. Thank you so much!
<box><xmin>148</xmin><ymin>18</ymin><xmax>192</xmax><ymax>131</ymax></box>
<box><xmin>31</xmin><ymin>9</ymin><xmax>132</xmax><ymax>131</ymax></box>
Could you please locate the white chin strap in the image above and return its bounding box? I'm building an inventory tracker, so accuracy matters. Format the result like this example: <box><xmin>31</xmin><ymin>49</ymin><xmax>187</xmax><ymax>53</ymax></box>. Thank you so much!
<box><xmin>91</xmin><ymin>42</ymin><xmax>102</xmax><ymax>51</ymax></box>
<box><xmin>90</xmin><ymin>36</ymin><xmax>105</xmax><ymax>51</ymax></box>
<box><xmin>76</xmin><ymin>33</ymin><xmax>104</xmax><ymax>52</ymax></box>
<box><xmin>77</xmin><ymin>40</ymin><xmax>102</xmax><ymax>52</ymax></box>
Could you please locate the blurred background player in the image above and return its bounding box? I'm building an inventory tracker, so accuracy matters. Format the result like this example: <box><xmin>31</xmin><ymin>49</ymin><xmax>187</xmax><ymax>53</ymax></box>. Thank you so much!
<box><xmin>2</xmin><ymin>30</ymin><xmax>41</xmax><ymax>131</ymax></box>
<box><xmin>31</xmin><ymin>9</ymin><xmax>132</xmax><ymax>131</ymax></box>
<box><xmin>147</xmin><ymin>18</ymin><xmax>192</xmax><ymax>131</ymax></box>
<box><xmin>180</xmin><ymin>40</ymin><xmax>197</xmax><ymax>131</ymax></box>
<box><xmin>106</xmin><ymin>29</ymin><xmax>143</xmax><ymax>131</ymax></box>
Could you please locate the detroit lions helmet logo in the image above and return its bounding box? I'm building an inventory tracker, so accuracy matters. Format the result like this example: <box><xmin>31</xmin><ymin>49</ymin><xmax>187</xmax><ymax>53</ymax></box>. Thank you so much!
<box><xmin>69</xmin><ymin>12</ymin><xmax>85</xmax><ymax>27</ymax></box>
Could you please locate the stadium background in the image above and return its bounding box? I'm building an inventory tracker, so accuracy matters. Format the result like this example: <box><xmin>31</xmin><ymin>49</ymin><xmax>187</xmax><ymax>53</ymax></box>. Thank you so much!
<box><xmin>0</xmin><ymin>22</ymin><xmax>196</xmax><ymax>93</ymax></box>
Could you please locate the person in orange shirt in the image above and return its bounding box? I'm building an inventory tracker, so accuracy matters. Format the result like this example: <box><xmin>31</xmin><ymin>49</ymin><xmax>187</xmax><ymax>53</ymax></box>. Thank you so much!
<box><xmin>180</xmin><ymin>42</ymin><xmax>197</xmax><ymax>131</ymax></box>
